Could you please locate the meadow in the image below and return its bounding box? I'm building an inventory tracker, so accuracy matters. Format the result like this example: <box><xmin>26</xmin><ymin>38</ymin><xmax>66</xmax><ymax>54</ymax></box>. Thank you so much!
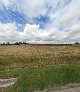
<box><xmin>0</xmin><ymin>45</ymin><xmax>80</xmax><ymax>70</ymax></box>
<box><xmin>0</xmin><ymin>45</ymin><xmax>80</xmax><ymax>92</ymax></box>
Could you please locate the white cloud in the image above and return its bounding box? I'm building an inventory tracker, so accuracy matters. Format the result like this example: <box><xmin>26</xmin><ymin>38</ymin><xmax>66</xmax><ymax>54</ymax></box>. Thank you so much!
<box><xmin>0</xmin><ymin>22</ymin><xmax>80</xmax><ymax>44</ymax></box>
<box><xmin>23</xmin><ymin>24</ymin><xmax>66</xmax><ymax>43</ymax></box>
<box><xmin>8</xmin><ymin>0</ymin><xmax>48</xmax><ymax>18</ymax></box>
<box><xmin>59</xmin><ymin>0</ymin><xmax>80</xmax><ymax>27</ymax></box>
<box><xmin>0</xmin><ymin>23</ymin><xmax>20</xmax><ymax>43</ymax></box>
<box><xmin>0</xmin><ymin>0</ymin><xmax>12</xmax><ymax>9</ymax></box>
<box><xmin>0</xmin><ymin>0</ymin><xmax>80</xmax><ymax>43</ymax></box>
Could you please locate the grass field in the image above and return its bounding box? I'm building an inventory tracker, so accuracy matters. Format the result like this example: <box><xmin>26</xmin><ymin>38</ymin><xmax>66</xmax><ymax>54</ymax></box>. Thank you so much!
<box><xmin>0</xmin><ymin>45</ymin><xmax>80</xmax><ymax>92</ymax></box>
<box><xmin>0</xmin><ymin>45</ymin><xmax>80</xmax><ymax>70</ymax></box>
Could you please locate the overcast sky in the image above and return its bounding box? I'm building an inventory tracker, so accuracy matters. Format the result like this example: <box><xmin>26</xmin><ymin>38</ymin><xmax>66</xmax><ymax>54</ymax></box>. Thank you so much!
<box><xmin>0</xmin><ymin>0</ymin><xmax>80</xmax><ymax>43</ymax></box>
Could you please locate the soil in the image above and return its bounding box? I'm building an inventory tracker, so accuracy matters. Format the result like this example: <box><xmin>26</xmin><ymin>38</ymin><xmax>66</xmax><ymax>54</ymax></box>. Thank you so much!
<box><xmin>0</xmin><ymin>78</ymin><xmax>17</xmax><ymax>87</ymax></box>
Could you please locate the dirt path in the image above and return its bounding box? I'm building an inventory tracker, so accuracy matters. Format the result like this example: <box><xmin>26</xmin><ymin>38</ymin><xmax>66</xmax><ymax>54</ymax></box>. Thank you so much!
<box><xmin>35</xmin><ymin>83</ymin><xmax>80</xmax><ymax>92</ymax></box>
<box><xmin>40</xmin><ymin>87</ymin><xmax>80</xmax><ymax>92</ymax></box>
<box><xmin>0</xmin><ymin>78</ymin><xmax>17</xmax><ymax>87</ymax></box>
<box><xmin>51</xmin><ymin>87</ymin><xmax>80</xmax><ymax>92</ymax></box>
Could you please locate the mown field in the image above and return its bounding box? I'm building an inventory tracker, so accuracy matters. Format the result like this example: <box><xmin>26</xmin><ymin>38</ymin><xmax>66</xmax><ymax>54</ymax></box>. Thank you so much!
<box><xmin>0</xmin><ymin>45</ymin><xmax>80</xmax><ymax>92</ymax></box>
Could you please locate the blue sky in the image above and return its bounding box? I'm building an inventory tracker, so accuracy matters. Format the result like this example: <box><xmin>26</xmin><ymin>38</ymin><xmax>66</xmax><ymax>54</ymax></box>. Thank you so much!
<box><xmin>0</xmin><ymin>0</ymin><xmax>80</xmax><ymax>43</ymax></box>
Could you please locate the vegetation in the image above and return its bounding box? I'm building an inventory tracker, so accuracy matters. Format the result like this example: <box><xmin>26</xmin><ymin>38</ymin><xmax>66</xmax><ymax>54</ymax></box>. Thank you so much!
<box><xmin>0</xmin><ymin>45</ymin><xmax>80</xmax><ymax>70</ymax></box>
<box><xmin>0</xmin><ymin>41</ymin><xmax>80</xmax><ymax>45</ymax></box>
<box><xmin>75</xmin><ymin>42</ymin><xmax>80</xmax><ymax>44</ymax></box>
<box><xmin>0</xmin><ymin>45</ymin><xmax>80</xmax><ymax>92</ymax></box>
<box><xmin>0</xmin><ymin>65</ymin><xmax>80</xmax><ymax>92</ymax></box>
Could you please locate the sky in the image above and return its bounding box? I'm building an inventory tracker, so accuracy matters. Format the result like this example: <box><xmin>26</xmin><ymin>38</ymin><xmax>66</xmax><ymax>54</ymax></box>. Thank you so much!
<box><xmin>0</xmin><ymin>0</ymin><xmax>80</xmax><ymax>44</ymax></box>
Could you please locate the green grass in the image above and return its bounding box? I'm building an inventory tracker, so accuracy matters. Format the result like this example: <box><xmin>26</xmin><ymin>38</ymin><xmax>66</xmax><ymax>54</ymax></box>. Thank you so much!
<box><xmin>1</xmin><ymin>64</ymin><xmax>80</xmax><ymax>92</ymax></box>
<box><xmin>0</xmin><ymin>45</ymin><xmax>80</xmax><ymax>91</ymax></box>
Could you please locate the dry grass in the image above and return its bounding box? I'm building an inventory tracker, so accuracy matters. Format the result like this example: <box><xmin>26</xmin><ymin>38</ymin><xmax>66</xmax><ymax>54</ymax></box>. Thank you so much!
<box><xmin>0</xmin><ymin>45</ymin><xmax>80</xmax><ymax>92</ymax></box>
<box><xmin>0</xmin><ymin>45</ymin><xmax>80</xmax><ymax>70</ymax></box>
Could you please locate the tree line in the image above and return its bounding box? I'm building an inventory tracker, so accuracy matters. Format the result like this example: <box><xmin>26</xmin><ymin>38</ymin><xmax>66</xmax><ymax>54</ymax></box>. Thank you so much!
<box><xmin>0</xmin><ymin>41</ymin><xmax>80</xmax><ymax>45</ymax></box>
<box><xmin>1</xmin><ymin>42</ymin><xmax>29</xmax><ymax>45</ymax></box>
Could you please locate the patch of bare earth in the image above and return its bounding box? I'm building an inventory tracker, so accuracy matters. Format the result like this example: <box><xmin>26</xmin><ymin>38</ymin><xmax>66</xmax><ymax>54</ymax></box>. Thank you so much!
<box><xmin>35</xmin><ymin>83</ymin><xmax>80</xmax><ymax>92</ymax></box>
<box><xmin>0</xmin><ymin>78</ymin><xmax>17</xmax><ymax>87</ymax></box>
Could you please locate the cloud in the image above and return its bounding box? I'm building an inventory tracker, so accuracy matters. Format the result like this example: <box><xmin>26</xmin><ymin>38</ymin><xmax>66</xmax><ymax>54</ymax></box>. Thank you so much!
<box><xmin>6</xmin><ymin>0</ymin><xmax>48</xmax><ymax>18</ymax></box>
<box><xmin>0</xmin><ymin>23</ymin><xmax>59</xmax><ymax>43</ymax></box>
<box><xmin>0</xmin><ymin>22</ymin><xmax>80</xmax><ymax>44</ymax></box>
<box><xmin>23</xmin><ymin>24</ymin><xmax>67</xmax><ymax>43</ymax></box>
<box><xmin>0</xmin><ymin>0</ymin><xmax>11</xmax><ymax>9</ymax></box>
<box><xmin>0</xmin><ymin>0</ymin><xmax>73</xmax><ymax>19</ymax></box>
<box><xmin>0</xmin><ymin>0</ymin><xmax>80</xmax><ymax>43</ymax></box>
<box><xmin>59</xmin><ymin>0</ymin><xmax>80</xmax><ymax>27</ymax></box>
<box><xmin>0</xmin><ymin>23</ymin><xmax>20</xmax><ymax>43</ymax></box>
<box><xmin>66</xmin><ymin>23</ymin><xmax>80</xmax><ymax>40</ymax></box>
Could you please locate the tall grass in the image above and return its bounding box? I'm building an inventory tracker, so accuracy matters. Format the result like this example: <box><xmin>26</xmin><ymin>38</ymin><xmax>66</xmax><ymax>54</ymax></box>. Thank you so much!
<box><xmin>0</xmin><ymin>45</ymin><xmax>80</xmax><ymax>91</ymax></box>
<box><xmin>0</xmin><ymin>65</ymin><xmax>80</xmax><ymax>92</ymax></box>
<box><xmin>0</xmin><ymin>45</ymin><xmax>80</xmax><ymax>70</ymax></box>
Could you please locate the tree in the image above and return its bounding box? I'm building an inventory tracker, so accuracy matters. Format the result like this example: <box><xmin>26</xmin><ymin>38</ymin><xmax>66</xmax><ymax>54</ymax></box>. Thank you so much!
<box><xmin>2</xmin><ymin>43</ymin><xmax>5</xmax><ymax>45</ymax></box>
<box><xmin>19</xmin><ymin>42</ymin><xmax>22</xmax><ymax>44</ymax></box>
<box><xmin>14</xmin><ymin>42</ymin><xmax>20</xmax><ymax>45</ymax></box>
<box><xmin>75</xmin><ymin>42</ymin><xmax>79</xmax><ymax>44</ymax></box>
<box><xmin>23</xmin><ymin>42</ymin><xmax>28</xmax><ymax>44</ymax></box>
<box><xmin>7</xmin><ymin>42</ymin><xmax>10</xmax><ymax>45</ymax></box>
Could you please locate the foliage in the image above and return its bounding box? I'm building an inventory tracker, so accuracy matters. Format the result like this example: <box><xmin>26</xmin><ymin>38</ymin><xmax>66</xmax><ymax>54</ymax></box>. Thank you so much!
<box><xmin>75</xmin><ymin>42</ymin><xmax>79</xmax><ymax>44</ymax></box>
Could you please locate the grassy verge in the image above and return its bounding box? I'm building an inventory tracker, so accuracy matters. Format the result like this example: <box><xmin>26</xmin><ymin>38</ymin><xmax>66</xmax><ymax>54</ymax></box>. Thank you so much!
<box><xmin>0</xmin><ymin>64</ymin><xmax>80</xmax><ymax>92</ymax></box>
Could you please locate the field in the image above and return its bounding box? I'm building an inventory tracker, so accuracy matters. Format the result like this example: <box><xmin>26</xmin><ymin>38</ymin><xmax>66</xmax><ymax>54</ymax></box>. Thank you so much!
<box><xmin>0</xmin><ymin>45</ymin><xmax>80</xmax><ymax>92</ymax></box>
<box><xmin>0</xmin><ymin>45</ymin><xmax>80</xmax><ymax>70</ymax></box>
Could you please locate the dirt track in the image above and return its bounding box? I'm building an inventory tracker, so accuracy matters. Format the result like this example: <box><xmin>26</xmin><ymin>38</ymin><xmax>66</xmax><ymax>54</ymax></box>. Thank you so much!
<box><xmin>52</xmin><ymin>87</ymin><xmax>80</xmax><ymax>92</ymax></box>
<box><xmin>40</xmin><ymin>87</ymin><xmax>80</xmax><ymax>92</ymax></box>
<box><xmin>35</xmin><ymin>83</ymin><xmax>80</xmax><ymax>92</ymax></box>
